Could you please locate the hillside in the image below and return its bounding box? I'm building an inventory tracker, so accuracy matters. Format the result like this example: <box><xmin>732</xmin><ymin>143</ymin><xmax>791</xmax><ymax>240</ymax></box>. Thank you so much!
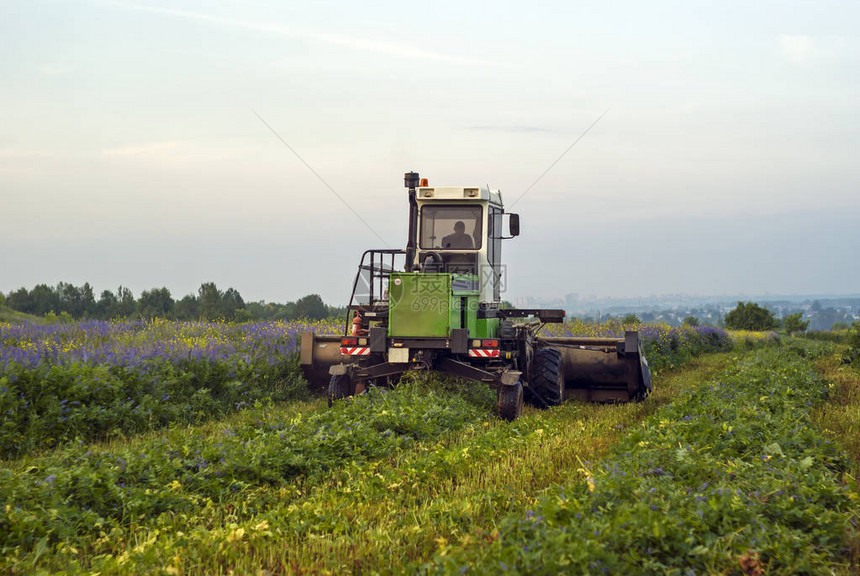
<box><xmin>0</xmin><ymin>304</ymin><xmax>42</xmax><ymax>324</ymax></box>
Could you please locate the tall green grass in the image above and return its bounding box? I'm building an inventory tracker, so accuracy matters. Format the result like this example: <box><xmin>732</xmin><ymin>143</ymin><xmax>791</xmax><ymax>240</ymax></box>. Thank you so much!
<box><xmin>0</xmin><ymin>376</ymin><xmax>493</xmax><ymax>573</ymax></box>
<box><xmin>0</xmin><ymin>355</ymin><xmax>734</xmax><ymax>574</ymax></box>
<box><xmin>433</xmin><ymin>345</ymin><xmax>860</xmax><ymax>575</ymax></box>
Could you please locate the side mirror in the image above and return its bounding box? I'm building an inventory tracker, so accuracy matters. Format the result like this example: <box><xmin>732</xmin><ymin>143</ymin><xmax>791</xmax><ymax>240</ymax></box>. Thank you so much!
<box><xmin>508</xmin><ymin>213</ymin><xmax>520</xmax><ymax>237</ymax></box>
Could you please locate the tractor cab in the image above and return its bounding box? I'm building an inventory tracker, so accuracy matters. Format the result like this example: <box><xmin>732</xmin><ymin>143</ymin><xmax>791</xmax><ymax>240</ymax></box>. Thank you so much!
<box><xmin>412</xmin><ymin>184</ymin><xmax>517</xmax><ymax>305</ymax></box>
<box><xmin>299</xmin><ymin>170</ymin><xmax>651</xmax><ymax>422</ymax></box>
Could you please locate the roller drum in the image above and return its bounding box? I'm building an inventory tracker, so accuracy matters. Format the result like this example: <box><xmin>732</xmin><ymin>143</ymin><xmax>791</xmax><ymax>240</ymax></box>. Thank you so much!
<box><xmin>538</xmin><ymin>332</ymin><xmax>651</xmax><ymax>403</ymax></box>
<box><xmin>300</xmin><ymin>333</ymin><xmax>354</xmax><ymax>391</ymax></box>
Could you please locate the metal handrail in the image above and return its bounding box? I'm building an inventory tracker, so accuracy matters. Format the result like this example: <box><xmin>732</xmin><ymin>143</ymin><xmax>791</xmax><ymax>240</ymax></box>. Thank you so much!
<box><xmin>344</xmin><ymin>249</ymin><xmax>406</xmax><ymax>334</ymax></box>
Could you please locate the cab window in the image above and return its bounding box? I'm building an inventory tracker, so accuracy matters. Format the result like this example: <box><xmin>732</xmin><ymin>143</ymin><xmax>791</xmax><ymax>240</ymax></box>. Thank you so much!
<box><xmin>420</xmin><ymin>205</ymin><xmax>482</xmax><ymax>250</ymax></box>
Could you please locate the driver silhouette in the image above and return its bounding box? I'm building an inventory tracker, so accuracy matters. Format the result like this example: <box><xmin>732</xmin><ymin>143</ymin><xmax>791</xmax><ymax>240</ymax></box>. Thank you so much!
<box><xmin>441</xmin><ymin>221</ymin><xmax>474</xmax><ymax>249</ymax></box>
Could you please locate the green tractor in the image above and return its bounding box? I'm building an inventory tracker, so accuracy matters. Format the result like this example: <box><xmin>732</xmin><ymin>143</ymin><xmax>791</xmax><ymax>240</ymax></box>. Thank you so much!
<box><xmin>300</xmin><ymin>172</ymin><xmax>651</xmax><ymax>420</ymax></box>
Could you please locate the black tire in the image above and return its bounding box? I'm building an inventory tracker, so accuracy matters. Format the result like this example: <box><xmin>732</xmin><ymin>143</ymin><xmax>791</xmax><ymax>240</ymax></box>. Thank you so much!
<box><xmin>528</xmin><ymin>348</ymin><xmax>565</xmax><ymax>408</ymax></box>
<box><xmin>328</xmin><ymin>373</ymin><xmax>356</xmax><ymax>407</ymax></box>
<box><xmin>497</xmin><ymin>380</ymin><xmax>524</xmax><ymax>421</ymax></box>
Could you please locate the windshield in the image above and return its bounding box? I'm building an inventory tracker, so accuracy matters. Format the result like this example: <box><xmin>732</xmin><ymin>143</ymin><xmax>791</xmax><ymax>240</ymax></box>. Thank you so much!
<box><xmin>420</xmin><ymin>205</ymin><xmax>482</xmax><ymax>250</ymax></box>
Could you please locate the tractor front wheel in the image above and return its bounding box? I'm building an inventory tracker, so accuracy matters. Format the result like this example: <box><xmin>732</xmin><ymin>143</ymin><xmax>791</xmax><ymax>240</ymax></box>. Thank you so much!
<box><xmin>497</xmin><ymin>380</ymin><xmax>524</xmax><ymax>421</ymax></box>
<box><xmin>328</xmin><ymin>373</ymin><xmax>356</xmax><ymax>406</ymax></box>
<box><xmin>527</xmin><ymin>347</ymin><xmax>565</xmax><ymax>408</ymax></box>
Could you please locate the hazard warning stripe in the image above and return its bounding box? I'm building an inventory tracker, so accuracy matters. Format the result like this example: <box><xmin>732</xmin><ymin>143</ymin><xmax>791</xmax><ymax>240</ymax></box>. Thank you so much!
<box><xmin>340</xmin><ymin>347</ymin><xmax>370</xmax><ymax>356</ymax></box>
<box><xmin>468</xmin><ymin>349</ymin><xmax>500</xmax><ymax>358</ymax></box>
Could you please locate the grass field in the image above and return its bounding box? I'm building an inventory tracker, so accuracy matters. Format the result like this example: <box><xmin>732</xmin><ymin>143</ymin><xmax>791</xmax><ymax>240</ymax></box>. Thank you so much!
<box><xmin>0</xmin><ymin>305</ymin><xmax>42</xmax><ymax>325</ymax></box>
<box><xmin>1</xmin><ymin>320</ymin><xmax>857</xmax><ymax>574</ymax></box>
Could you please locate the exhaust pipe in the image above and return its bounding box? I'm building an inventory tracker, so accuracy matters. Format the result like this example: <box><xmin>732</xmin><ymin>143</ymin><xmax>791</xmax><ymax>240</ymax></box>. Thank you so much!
<box><xmin>404</xmin><ymin>171</ymin><xmax>420</xmax><ymax>273</ymax></box>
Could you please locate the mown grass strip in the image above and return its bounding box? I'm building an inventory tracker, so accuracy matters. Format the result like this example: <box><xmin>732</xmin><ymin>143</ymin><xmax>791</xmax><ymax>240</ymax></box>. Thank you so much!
<box><xmin>43</xmin><ymin>355</ymin><xmax>733</xmax><ymax>575</ymax></box>
<box><xmin>0</xmin><ymin>379</ymin><xmax>492</xmax><ymax>572</ymax></box>
<box><xmin>432</xmin><ymin>344</ymin><xmax>860</xmax><ymax>575</ymax></box>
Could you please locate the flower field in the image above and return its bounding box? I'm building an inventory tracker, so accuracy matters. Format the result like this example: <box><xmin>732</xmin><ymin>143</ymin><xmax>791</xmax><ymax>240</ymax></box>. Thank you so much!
<box><xmin>0</xmin><ymin>319</ymin><xmax>339</xmax><ymax>459</ymax></box>
<box><xmin>0</xmin><ymin>319</ymin><xmax>857</xmax><ymax>574</ymax></box>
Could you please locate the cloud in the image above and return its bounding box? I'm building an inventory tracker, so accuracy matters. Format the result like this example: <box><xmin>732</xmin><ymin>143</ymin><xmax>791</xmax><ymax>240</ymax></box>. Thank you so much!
<box><xmin>100</xmin><ymin>141</ymin><xmax>180</xmax><ymax>157</ymax></box>
<box><xmin>465</xmin><ymin>126</ymin><xmax>553</xmax><ymax>133</ymax></box>
<box><xmin>778</xmin><ymin>34</ymin><xmax>851</xmax><ymax>66</ymax></box>
<box><xmin>98</xmin><ymin>140</ymin><xmax>238</xmax><ymax>164</ymax></box>
<box><xmin>102</xmin><ymin>1</ymin><xmax>494</xmax><ymax>65</ymax></box>
<box><xmin>0</xmin><ymin>149</ymin><xmax>57</xmax><ymax>159</ymax></box>
<box><xmin>779</xmin><ymin>35</ymin><xmax>818</xmax><ymax>65</ymax></box>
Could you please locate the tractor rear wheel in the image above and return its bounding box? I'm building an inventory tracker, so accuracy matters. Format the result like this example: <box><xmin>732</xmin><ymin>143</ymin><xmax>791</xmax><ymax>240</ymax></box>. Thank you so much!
<box><xmin>497</xmin><ymin>380</ymin><xmax>524</xmax><ymax>421</ymax></box>
<box><xmin>328</xmin><ymin>373</ymin><xmax>356</xmax><ymax>406</ymax></box>
<box><xmin>527</xmin><ymin>347</ymin><xmax>564</xmax><ymax>408</ymax></box>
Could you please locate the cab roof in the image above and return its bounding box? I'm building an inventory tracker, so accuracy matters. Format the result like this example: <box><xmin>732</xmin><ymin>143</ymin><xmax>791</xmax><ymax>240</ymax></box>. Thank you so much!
<box><xmin>417</xmin><ymin>186</ymin><xmax>503</xmax><ymax>206</ymax></box>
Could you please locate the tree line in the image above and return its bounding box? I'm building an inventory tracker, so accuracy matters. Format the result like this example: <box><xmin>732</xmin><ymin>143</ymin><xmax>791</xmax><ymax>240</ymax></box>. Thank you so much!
<box><xmin>0</xmin><ymin>282</ymin><xmax>345</xmax><ymax>322</ymax></box>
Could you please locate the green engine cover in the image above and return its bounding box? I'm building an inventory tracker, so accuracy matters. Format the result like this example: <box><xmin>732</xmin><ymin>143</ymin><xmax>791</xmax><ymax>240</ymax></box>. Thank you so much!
<box><xmin>389</xmin><ymin>273</ymin><xmax>451</xmax><ymax>337</ymax></box>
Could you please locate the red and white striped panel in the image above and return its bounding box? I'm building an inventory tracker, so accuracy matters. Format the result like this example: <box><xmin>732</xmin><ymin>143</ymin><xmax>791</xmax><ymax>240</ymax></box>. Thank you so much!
<box><xmin>340</xmin><ymin>347</ymin><xmax>370</xmax><ymax>356</ymax></box>
<box><xmin>468</xmin><ymin>349</ymin><xmax>500</xmax><ymax>358</ymax></box>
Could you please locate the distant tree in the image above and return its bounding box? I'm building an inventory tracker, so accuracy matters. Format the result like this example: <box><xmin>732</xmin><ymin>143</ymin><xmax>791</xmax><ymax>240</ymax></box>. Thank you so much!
<box><xmin>139</xmin><ymin>287</ymin><xmax>174</xmax><ymax>318</ymax></box>
<box><xmin>244</xmin><ymin>301</ymin><xmax>270</xmax><ymax>320</ymax></box>
<box><xmin>81</xmin><ymin>283</ymin><xmax>97</xmax><ymax>317</ymax></box>
<box><xmin>174</xmin><ymin>294</ymin><xmax>199</xmax><ymax>320</ymax></box>
<box><xmin>6</xmin><ymin>286</ymin><xmax>33</xmax><ymax>314</ymax></box>
<box><xmin>116</xmin><ymin>286</ymin><xmax>137</xmax><ymax>318</ymax></box>
<box><xmin>6</xmin><ymin>287</ymin><xmax>34</xmax><ymax>314</ymax></box>
<box><xmin>809</xmin><ymin>306</ymin><xmax>845</xmax><ymax>331</ymax></box>
<box><xmin>221</xmin><ymin>287</ymin><xmax>245</xmax><ymax>320</ymax></box>
<box><xmin>275</xmin><ymin>301</ymin><xmax>298</xmax><ymax>320</ymax></box>
<box><xmin>198</xmin><ymin>282</ymin><xmax>223</xmax><ymax>320</ymax></box>
<box><xmin>724</xmin><ymin>301</ymin><xmax>777</xmax><ymax>331</ymax></box>
<box><xmin>622</xmin><ymin>313</ymin><xmax>641</xmax><ymax>325</ymax></box>
<box><xmin>31</xmin><ymin>284</ymin><xmax>61</xmax><ymax>316</ymax></box>
<box><xmin>294</xmin><ymin>294</ymin><xmax>328</xmax><ymax>320</ymax></box>
<box><xmin>233</xmin><ymin>308</ymin><xmax>253</xmax><ymax>322</ymax></box>
<box><xmin>0</xmin><ymin>292</ymin><xmax>5</xmax><ymax>307</ymax></box>
<box><xmin>499</xmin><ymin>300</ymin><xmax>514</xmax><ymax>310</ymax></box>
<box><xmin>97</xmin><ymin>289</ymin><xmax>118</xmax><ymax>318</ymax></box>
<box><xmin>326</xmin><ymin>304</ymin><xmax>347</xmax><ymax>320</ymax></box>
<box><xmin>54</xmin><ymin>282</ymin><xmax>96</xmax><ymax>318</ymax></box>
<box><xmin>683</xmin><ymin>316</ymin><xmax>700</xmax><ymax>327</ymax></box>
<box><xmin>783</xmin><ymin>312</ymin><xmax>809</xmax><ymax>335</ymax></box>
<box><xmin>57</xmin><ymin>282</ymin><xmax>83</xmax><ymax>317</ymax></box>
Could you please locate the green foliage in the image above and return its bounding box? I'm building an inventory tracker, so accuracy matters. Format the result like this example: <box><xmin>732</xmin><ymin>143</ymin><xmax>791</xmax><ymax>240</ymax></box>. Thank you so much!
<box><xmin>0</xmin><ymin>379</ymin><xmax>491</xmax><ymax>560</ymax></box>
<box><xmin>434</xmin><ymin>347</ymin><xmax>858</xmax><ymax>574</ymax></box>
<box><xmin>8</xmin><ymin>319</ymin><xmax>857</xmax><ymax>573</ymax></box>
<box><xmin>0</xmin><ymin>305</ymin><xmax>43</xmax><ymax>324</ymax></box>
<box><xmin>3</xmin><ymin>282</ymin><xmax>347</xmax><ymax>322</ymax></box>
<box><xmin>724</xmin><ymin>301</ymin><xmax>778</xmax><ymax>331</ymax></box>
<box><xmin>195</xmin><ymin>283</ymin><xmax>248</xmax><ymax>320</ymax></box>
<box><xmin>0</xmin><ymin>356</ymin><xmax>307</xmax><ymax>460</ymax></box>
<box><xmin>636</xmin><ymin>326</ymin><xmax>733</xmax><ymax>374</ymax></box>
<box><xmin>294</xmin><ymin>294</ymin><xmax>328</xmax><ymax>320</ymax></box>
<box><xmin>43</xmin><ymin>311</ymin><xmax>74</xmax><ymax>324</ymax></box>
<box><xmin>198</xmin><ymin>282</ymin><xmax>223</xmax><ymax>320</ymax></box>
<box><xmin>174</xmin><ymin>294</ymin><xmax>198</xmax><ymax>320</ymax></box>
<box><xmin>683</xmin><ymin>315</ymin><xmax>699</xmax><ymax>326</ymax></box>
<box><xmin>784</xmin><ymin>311</ymin><xmax>809</xmax><ymax>334</ymax></box>
<box><xmin>139</xmin><ymin>287</ymin><xmax>174</xmax><ymax>318</ymax></box>
<box><xmin>622</xmin><ymin>313</ymin><xmax>640</xmax><ymax>324</ymax></box>
<box><xmin>843</xmin><ymin>321</ymin><xmax>860</xmax><ymax>366</ymax></box>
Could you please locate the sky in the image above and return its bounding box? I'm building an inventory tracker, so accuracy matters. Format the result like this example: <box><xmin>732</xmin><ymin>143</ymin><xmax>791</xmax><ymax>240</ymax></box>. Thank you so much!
<box><xmin>2</xmin><ymin>0</ymin><xmax>858</xmax><ymax>305</ymax></box>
